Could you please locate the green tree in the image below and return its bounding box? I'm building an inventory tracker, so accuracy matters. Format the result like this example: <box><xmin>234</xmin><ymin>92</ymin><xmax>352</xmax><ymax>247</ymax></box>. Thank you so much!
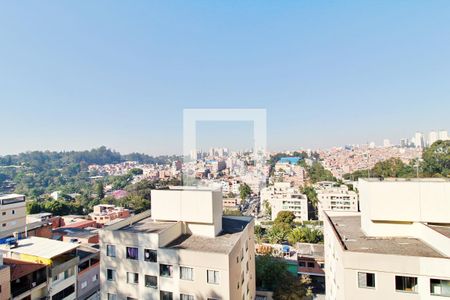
<box><xmin>94</xmin><ymin>181</ymin><xmax>105</xmax><ymax>200</ymax></box>
<box><xmin>306</xmin><ymin>161</ymin><xmax>335</xmax><ymax>183</ymax></box>
<box><xmin>422</xmin><ymin>140</ymin><xmax>450</xmax><ymax>177</ymax></box>
<box><xmin>288</xmin><ymin>226</ymin><xmax>324</xmax><ymax>244</ymax></box>
<box><xmin>256</xmin><ymin>255</ymin><xmax>311</xmax><ymax>299</ymax></box>
<box><xmin>301</xmin><ymin>186</ymin><xmax>318</xmax><ymax>207</ymax></box>
<box><xmin>239</xmin><ymin>183</ymin><xmax>252</xmax><ymax>200</ymax></box>
<box><xmin>266</xmin><ymin>222</ymin><xmax>291</xmax><ymax>244</ymax></box>
<box><xmin>274</xmin><ymin>211</ymin><xmax>296</xmax><ymax>226</ymax></box>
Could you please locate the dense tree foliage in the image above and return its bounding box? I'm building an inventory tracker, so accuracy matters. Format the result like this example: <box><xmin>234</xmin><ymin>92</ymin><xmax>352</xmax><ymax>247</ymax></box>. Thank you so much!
<box><xmin>305</xmin><ymin>161</ymin><xmax>335</xmax><ymax>183</ymax></box>
<box><xmin>239</xmin><ymin>183</ymin><xmax>252</xmax><ymax>200</ymax></box>
<box><xmin>288</xmin><ymin>226</ymin><xmax>323</xmax><ymax>245</ymax></box>
<box><xmin>256</xmin><ymin>255</ymin><xmax>312</xmax><ymax>299</ymax></box>
<box><xmin>0</xmin><ymin>147</ymin><xmax>179</xmax><ymax>198</ymax></box>
<box><xmin>274</xmin><ymin>211</ymin><xmax>296</xmax><ymax>226</ymax></box>
<box><xmin>422</xmin><ymin>140</ymin><xmax>450</xmax><ymax>177</ymax></box>
<box><xmin>26</xmin><ymin>199</ymin><xmax>83</xmax><ymax>215</ymax></box>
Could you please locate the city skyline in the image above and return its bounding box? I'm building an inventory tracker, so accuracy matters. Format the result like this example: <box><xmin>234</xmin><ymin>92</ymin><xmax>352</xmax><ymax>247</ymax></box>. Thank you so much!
<box><xmin>1</xmin><ymin>1</ymin><xmax>450</xmax><ymax>155</ymax></box>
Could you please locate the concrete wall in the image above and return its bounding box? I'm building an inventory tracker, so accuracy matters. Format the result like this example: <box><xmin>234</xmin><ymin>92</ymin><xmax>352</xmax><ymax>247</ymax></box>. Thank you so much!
<box><xmin>77</xmin><ymin>262</ymin><xmax>100</xmax><ymax>300</ymax></box>
<box><xmin>359</xmin><ymin>179</ymin><xmax>450</xmax><ymax>231</ymax></box>
<box><xmin>0</xmin><ymin>266</ymin><xmax>10</xmax><ymax>300</ymax></box>
<box><xmin>152</xmin><ymin>189</ymin><xmax>223</xmax><ymax>237</ymax></box>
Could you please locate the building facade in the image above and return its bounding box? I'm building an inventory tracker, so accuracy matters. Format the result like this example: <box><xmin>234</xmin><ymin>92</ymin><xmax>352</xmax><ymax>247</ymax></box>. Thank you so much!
<box><xmin>317</xmin><ymin>185</ymin><xmax>358</xmax><ymax>220</ymax></box>
<box><xmin>100</xmin><ymin>188</ymin><xmax>256</xmax><ymax>300</ymax></box>
<box><xmin>0</xmin><ymin>194</ymin><xmax>26</xmax><ymax>238</ymax></box>
<box><xmin>324</xmin><ymin>178</ymin><xmax>450</xmax><ymax>300</ymax></box>
<box><xmin>261</xmin><ymin>182</ymin><xmax>309</xmax><ymax>221</ymax></box>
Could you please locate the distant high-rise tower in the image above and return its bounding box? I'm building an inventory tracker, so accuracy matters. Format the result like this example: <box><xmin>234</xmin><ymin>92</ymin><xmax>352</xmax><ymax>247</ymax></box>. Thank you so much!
<box><xmin>438</xmin><ymin>130</ymin><xmax>449</xmax><ymax>141</ymax></box>
<box><xmin>428</xmin><ymin>131</ymin><xmax>438</xmax><ymax>147</ymax></box>
<box><xmin>400</xmin><ymin>138</ymin><xmax>409</xmax><ymax>148</ymax></box>
<box><xmin>414</xmin><ymin>132</ymin><xmax>424</xmax><ymax>148</ymax></box>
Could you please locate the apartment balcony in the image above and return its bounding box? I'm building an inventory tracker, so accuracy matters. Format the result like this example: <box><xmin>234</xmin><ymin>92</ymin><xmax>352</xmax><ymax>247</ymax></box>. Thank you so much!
<box><xmin>50</xmin><ymin>254</ymin><xmax>80</xmax><ymax>277</ymax></box>
<box><xmin>11</xmin><ymin>268</ymin><xmax>47</xmax><ymax>299</ymax></box>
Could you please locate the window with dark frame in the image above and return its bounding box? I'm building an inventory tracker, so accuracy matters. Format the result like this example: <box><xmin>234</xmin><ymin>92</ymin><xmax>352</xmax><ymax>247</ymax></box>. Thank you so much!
<box><xmin>358</xmin><ymin>272</ymin><xmax>375</xmax><ymax>288</ymax></box>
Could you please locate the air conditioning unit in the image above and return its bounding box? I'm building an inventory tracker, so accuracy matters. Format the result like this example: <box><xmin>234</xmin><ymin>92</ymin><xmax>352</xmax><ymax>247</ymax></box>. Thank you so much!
<box><xmin>32</xmin><ymin>282</ymin><xmax>36</xmax><ymax>287</ymax></box>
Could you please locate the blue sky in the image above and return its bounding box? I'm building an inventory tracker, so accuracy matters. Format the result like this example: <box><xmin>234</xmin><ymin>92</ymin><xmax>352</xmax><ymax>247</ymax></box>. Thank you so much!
<box><xmin>1</xmin><ymin>1</ymin><xmax>450</xmax><ymax>155</ymax></box>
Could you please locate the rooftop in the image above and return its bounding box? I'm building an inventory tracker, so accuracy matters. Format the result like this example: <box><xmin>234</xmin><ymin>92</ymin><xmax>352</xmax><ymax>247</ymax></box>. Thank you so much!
<box><xmin>428</xmin><ymin>224</ymin><xmax>450</xmax><ymax>239</ymax></box>
<box><xmin>329</xmin><ymin>215</ymin><xmax>446</xmax><ymax>258</ymax></box>
<box><xmin>0</xmin><ymin>193</ymin><xmax>24</xmax><ymax>199</ymax></box>
<box><xmin>361</xmin><ymin>178</ymin><xmax>450</xmax><ymax>182</ymax></box>
<box><xmin>8</xmin><ymin>236</ymin><xmax>79</xmax><ymax>259</ymax></box>
<box><xmin>119</xmin><ymin>218</ymin><xmax>175</xmax><ymax>234</ymax></box>
<box><xmin>164</xmin><ymin>216</ymin><xmax>252</xmax><ymax>254</ymax></box>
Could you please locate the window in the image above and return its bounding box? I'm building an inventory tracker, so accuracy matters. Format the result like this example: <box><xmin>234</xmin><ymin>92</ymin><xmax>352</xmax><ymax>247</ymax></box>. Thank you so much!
<box><xmin>126</xmin><ymin>247</ymin><xmax>139</xmax><ymax>260</ymax></box>
<box><xmin>180</xmin><ymin>267</ymin><xmax>194</xmax><ymax>281</ymax></box>
<box><xmin>12</xmin><ymin>210</ymin><xmax>15</xmax><ymax>214</ymax></box>
<box><xmin>160</xmin><ymin>291</ymin><xmax>173</xmax><ymax>300</ymax></box>
<box><xmin>358</xmin><ymin>272</ymin><xmax>375</xmax><ymax>288</ymax></box>
<box><xmin>207</xmin><ymin>270</ymin><xmax>220</xmax><ymax>284</ymax></box>
<box><xmin>1</xmin><ymin>212</ymin><xmax>5</xmax><ymax>216</ymax></box>
<box><xmin>180</xmin><ymin>294</ymin><xmax>194</xmax><ymax>300</ymax></box>
<box><xmin>299</xmin><ymin>261</ymin><xmax>306</xmax><ymax>267</ymax></box>
<box><xmin>430</xmin><ymin>279</ymin><xmax>450</xmax><ymax>296</ymax></box>
<box><xmin>92</xmin><ymin>274</ymin><xmax>98</xmax><ymax>282</ymax></box>
<box><xmin>106</xmin><ymin>245</ymin><xmax>116</xmax><ymax>257</ymax></box>
<box><xmin>395</xmin><ymin>276</ymin><xmax>417</xmax><ymax>293</ymax></box>
<box><xmin>127</xmin><ymin>298</ymin><xmax>138</xmax><ymax>300</ymax></box>
<box><xmin>64</xmin><ymin>269</ymin><xmax>73</xmax><ymax>279</ymax></box>
<box><xmin>107</xmin><ymin>294</ymin><xmax>117</xmax><ymax>300</ymax></box>
<box><xmin>127</xmin><ymin>272</ymin><xmax>139</xmax><ymax>284</ymax></box>
<box><xmin>245</xmin><ymin>240</ymin><xmax>248</xmax><ymax>252</ymax></box>
<box><xmin>145</xmin><ymin>275</ymin><xmax>157</xmax><ymax>288</ymax></box>
<box><xmin>107</xmin><ymin>269</ymin><xmax>115</xmax><ymax>281</ymax></box>
<box><xmin>51</xmin><ymin>284</ymin><xmax>75</xmax><ymax>300</ymax></box>
<box><xmin>160</xmin><ymin>264</ymin><xmax>173</xmax><ymax>277</ymax></box>
<box><xmin>81</xmin><ymin>281</ymin><xmax>87</xmax><ymax>289</ymax></box>
<box><xmin>307</xmin><ymin>262</ymin><xmax>315</xmax><ymax>268</ymax></box>
<box><xmin>144</xmin><ymin>249</ymin><xmax>157</xmax><ymax>262</ymax></box>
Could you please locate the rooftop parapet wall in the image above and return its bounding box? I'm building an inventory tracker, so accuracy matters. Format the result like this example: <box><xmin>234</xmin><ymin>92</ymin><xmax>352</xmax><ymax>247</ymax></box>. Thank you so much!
<box><xmin>359</xmin><ymin>178</ymin><xmax>450</xmax><ymax>225</ymax></box>
<box><xmin>151</xmin><ymin>189</ymin><xmax>223</xmax><ymax>225</ymax></box>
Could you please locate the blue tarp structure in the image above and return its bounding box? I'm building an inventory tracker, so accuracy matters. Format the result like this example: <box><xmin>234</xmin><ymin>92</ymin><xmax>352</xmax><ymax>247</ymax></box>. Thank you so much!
<box><xmin>278</xmin><ymin>157</ymin><xmax>302</xmax><ymax>164</ymax></box>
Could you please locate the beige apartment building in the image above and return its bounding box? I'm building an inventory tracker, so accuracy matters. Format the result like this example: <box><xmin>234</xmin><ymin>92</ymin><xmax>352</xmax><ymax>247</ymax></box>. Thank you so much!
<box><xmin>317</xmin><ymin>185</ymin><xmax>358</xmax><ymax>221</ymax></box>
<box><xmin>100</xmin><ymin>187</ymin><xmax>256</xmax><ymax>300</ymax></box>
<box><xmin>261</xmin><ymin>182</ymin><xmax>309</xmax><ymax>221</ymax></box>
<box><xmin>89</xmin><ymin>204</ymin><xmax>131</xmax><ymax>225</ymax></box>
<box><xmin>0</xmin><ymin>194</ymin><xmax>26</xmax><ymax>238</ymax></box>
<box><xmin>324</xmin><ymin>178</ymin><xmax>450</xmax><ymax>300</ymax></box>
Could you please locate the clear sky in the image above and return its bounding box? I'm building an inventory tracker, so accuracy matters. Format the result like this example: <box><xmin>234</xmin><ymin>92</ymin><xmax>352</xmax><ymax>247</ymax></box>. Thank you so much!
<box><xmin>1</xmin><ymin>1</ymin><xmax>450</xmax><ymax>155</ymax></box>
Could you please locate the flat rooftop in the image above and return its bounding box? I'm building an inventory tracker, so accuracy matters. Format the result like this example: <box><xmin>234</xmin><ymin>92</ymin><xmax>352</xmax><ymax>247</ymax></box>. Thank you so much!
<box><xmin>329</xmin><ymin>215</ymin><xmax>446</xmax><ymax>258</ymax></box>
<box><xmin>428</xmin><ymin>224</ymin><xmax>450</xmax><ymax>239</ymax></box>
<box><xmin>7</xmin><ymin>236</ymin><xmax>78</xmax><ymax>259</ymax></box>
<box><xmin>361</xmin><ymin>178</ymin><xmax>450</xmax><ymax>182</ymax></box>
<box><xmin>119</xmin><ymin>218</ymin><xmax>175</xmax><ymax>234</ymax></box>
<box><xmin>164</xmin><ymin>216</ymin><xmax>252</xmax><ymax>254</ymax></box>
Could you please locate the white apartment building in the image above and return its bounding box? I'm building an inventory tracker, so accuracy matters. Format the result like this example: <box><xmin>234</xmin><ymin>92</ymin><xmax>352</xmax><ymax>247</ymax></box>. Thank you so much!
<box><xmin>100</xmin><ymin>187</ymin><xmax>256</xmax><ymax>300</ymax></box>
<box><xmin>0</xmin><ymin>194</ymin><xmax>26</xmax><ymax>238</ymax></box>
<box><xmin>317</xmin><ymin>185</ymin><xmax>358</xmax><ymax>221</ymax></box>
<box><xmin>261</xmin><ymin>182</ymin><xmax>309</xmax><ymax>221</ymax></box>
<box><xmin>324</xmin><ymin>178</ymin><xmax>450</xmax><ymax>300</ymax></box>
